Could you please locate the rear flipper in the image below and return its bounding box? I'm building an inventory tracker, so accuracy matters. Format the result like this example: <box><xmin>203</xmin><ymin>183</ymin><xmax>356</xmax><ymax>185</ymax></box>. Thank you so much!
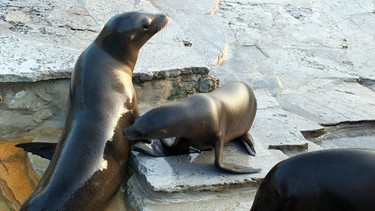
<box><xmin>239</xmin><ymin>133</ymin><xmax>256</xmax><ymax>156</ymax></box>
<box><xmin>15</xmin><ymin>142</ymin><xmax>57</xmax><ymax>160</ymax></box>
<box><xmin>214</xmin><ymin>139</ymin><xmax>261</xmax><ymax>174</ymax></box>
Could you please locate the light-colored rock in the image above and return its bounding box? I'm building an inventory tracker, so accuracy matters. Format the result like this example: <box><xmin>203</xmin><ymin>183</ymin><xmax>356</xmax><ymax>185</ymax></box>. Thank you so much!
<box><xmin>284</xmin><ymin>110</ymin><xmax>324</xmax><ymax>132</ymax></box>
<box><xmin>0</xmin><ymin>0</ymin><xmax>208</xmax><ymax>82</ymax></box>
<box><xmin>151</xmin><ymin>0</ymin><xmax>229</xmax><ymax>65</ymax></box>
<box><xmin>151</xmin><ymin>0</ymin><xmax>220</xmax><ymax>14</ymax></box>
<box><xmin>253</xmin><ymin>76</ymin><xmax>284</xmax><ymax>96</ymax></box>
<box><xmin>220</xmin><ymin>0</ymin><xmax>375</xmax><ymax>94</ymax></box>
<box><xmin>127</xmin><ymin>141</ymin><xmax>287</xmax><ymax>210</ymax></box>
<box><xmin>128</xmin><ymin>174</ymin><xmax>256</xmax><ymax>211</ymax></box>
<box><xmin>5</xmin><ymin>10</ymin><xmax>30</xmax><ymax>23</ymax></box>
<box><xmin>277</xmin><ymin>81</ymin><xmax>375</xmax><ymax>124</ymax></box>
<box><xmin>220</xmin><ymin>45</ymin><xmax>268</xmax><ymax>73</ymax></box>
<box><xmin>129</xmin><ymin>142</ymin><xmax>284</xmax><ymax>193</ymax></box>
<box><xmin>253</xmin><ymin>89</ymin><xmax>309</xmax><ymax>150</ymax></box>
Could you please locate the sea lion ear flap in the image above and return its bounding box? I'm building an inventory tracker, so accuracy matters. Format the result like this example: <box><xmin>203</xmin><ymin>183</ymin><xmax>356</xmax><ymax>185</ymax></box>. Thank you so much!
<box><xmin>129</xmin><ymin>34</ymin><xmax>136</xmax><ymax>42</ymax></box>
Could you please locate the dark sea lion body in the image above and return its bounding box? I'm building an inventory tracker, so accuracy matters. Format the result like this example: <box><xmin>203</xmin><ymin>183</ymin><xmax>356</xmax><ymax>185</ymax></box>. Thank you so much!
<box><xmin>20</xmin><ymin>12</ymin><xmax>168</xmax><ymax>210</ymax></box>
<box><xmin>124</xmin><ymin>82</ymin><xmax>260</xmax><ymax>173</ymax></box>
<box><xmin>250</xmin><ymin>148</ymin><xmax>375</xmax><ymax>211</ymax></box>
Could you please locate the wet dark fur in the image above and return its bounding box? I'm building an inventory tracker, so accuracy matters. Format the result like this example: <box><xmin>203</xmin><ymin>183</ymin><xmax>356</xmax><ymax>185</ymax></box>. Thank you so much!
<box><xmin>250</xmin><ymin>148</ymin><xmax>375</xmax><ymax>211</ymax></box>
<box><xmin>124</xmin><ymin>82</ymin><xmax>260</xmax><ymax>174</ymax></box>
<box><xmin>19</xmin><ymin>11</ymin><xmax>168</xmax><ymax>210</ymax></box>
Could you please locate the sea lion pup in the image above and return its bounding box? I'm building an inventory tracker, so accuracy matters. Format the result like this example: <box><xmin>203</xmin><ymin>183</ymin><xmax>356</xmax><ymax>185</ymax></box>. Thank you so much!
<box><xmin>124</xmin><ymin>81</ymin><xmax>261</xmax><ymax>174</ymax></box>
<box><xmin>18</xmin><ymin>11</ymin><xmax>168</xmax><ymax>210</ymax></box>
<box><xmin>250</xmin><ymin>148</ymin><xmax>375</xmax><ymax>211</ymax></box>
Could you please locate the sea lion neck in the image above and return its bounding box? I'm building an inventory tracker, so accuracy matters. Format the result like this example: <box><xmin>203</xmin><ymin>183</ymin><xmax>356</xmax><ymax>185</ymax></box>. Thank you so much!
<box><xmin>94</xmin><ymin>38</ymin><xmax>139</xmax><ymax>69</ymax></box>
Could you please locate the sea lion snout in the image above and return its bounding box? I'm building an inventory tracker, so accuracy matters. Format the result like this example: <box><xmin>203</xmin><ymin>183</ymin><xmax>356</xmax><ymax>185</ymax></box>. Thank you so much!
<box><xmin>96</xmin><ymin>12</ymin><xmax>169</xmax><ymax>57</ymax></box>
<box><xmin>124</xmin><ymin>123</ymin><xmax>150</xmax><ymax>141</ymax></box>
<box><xmin>142</xmin><ymin>13</ymin><xmax>169</xmax><ymax>36</ymax></box>
<box><xmin>123</xmin><ymin>127</ymin><xmax>139</xmax><ymax>140</ymax></box>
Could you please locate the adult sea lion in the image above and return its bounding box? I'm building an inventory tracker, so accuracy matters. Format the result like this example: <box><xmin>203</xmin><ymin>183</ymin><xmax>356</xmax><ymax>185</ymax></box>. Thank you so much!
<box><xmin>250</xmin><ymin>148</ymin><xmax>375</xmax><ymax>211</ymax></box>
<box><xmin>124</xmin><ymin>81</ymin><xmax>261</xmax><ymax>174</ymax></box>
<box><xmin>18</xmin><ymin>11</ymin><xmax>168</xmax><ymax>210</ymax></box>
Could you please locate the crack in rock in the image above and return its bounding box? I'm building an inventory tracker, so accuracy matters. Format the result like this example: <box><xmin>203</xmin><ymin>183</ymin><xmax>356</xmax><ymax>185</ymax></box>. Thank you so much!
<box><xmin>358</xmin><ymin>77</ymin><xmax>375</xmax><ymax>92</ymax></box>
<box><xmin>301</xmin><ymin>120</ymin><xmax>375</xmax><ymax>143</ymax></box>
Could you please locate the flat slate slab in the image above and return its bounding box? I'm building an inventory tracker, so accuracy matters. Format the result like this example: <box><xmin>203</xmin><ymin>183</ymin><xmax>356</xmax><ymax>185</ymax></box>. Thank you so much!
<box><xmin>127</xmin><ymin>141</ymin><xmax>287</xmax><ymax>210</ymax></box>
<box><xmin>252</xmin><ymin>89</ymin><xmax>310</xmax><ymax>150</ymax></box>
<box><xmin>151</xmin><ymin>0</ymin><xmax>228</xmax><ymax>65</ymax></box>
<box><xmin>0</xmin><ymin>0</ymin><xmax>207</xmax><ymax>82</ymax></box>
<box><xmin>129</xmin><ymin>142</ymin><xmax>287</xmax><ymax>194</ymax></box>
<box><xmin>127</xmin><ymin>174</ymin><xmax>257</xmax><ymax>211</ymax></box>
<box><xmin>26</xmin><ymin>130</ymin><xmax>289</xmax><ymax>211</ymax></box>
<box><xmin>277</xmin><ymin>81</ymin><xmax>375</xmax><ymax>125</ymax></box>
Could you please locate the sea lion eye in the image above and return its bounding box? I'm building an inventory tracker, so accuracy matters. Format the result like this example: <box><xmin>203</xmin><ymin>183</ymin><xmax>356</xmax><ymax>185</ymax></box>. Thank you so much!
<box><xmin>142</xmin><ymin>18</ymin><xmax>152</xmax><ymax>30</ymax></box>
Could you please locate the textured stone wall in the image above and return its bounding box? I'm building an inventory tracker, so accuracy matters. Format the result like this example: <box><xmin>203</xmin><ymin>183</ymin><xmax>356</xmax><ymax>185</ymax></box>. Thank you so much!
<box><xmin>0</xmin><ymin>69</ymin><xmax>218</xmax><ymax>139</ymax></box>
<box><xmin>0</xmin><ymin>80</ymin><xmax>69</xmax><ymax>139</ymax></box>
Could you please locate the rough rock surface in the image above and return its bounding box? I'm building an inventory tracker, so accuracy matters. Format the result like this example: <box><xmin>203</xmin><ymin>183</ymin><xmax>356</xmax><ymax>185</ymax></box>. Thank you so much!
<box><xmin>0</xmin><ymin>70</ymin><xmax>218</xmax><ymax>139</ymax></box>
<box><xmin>1</xmin><ymin>0</ymin><xmax>375</xmax><ymax>210</ymax></box>
<box><xmin>0</xmin><ymin>0</ymin><xmax>208</xmax><ymax>82</ymax></box>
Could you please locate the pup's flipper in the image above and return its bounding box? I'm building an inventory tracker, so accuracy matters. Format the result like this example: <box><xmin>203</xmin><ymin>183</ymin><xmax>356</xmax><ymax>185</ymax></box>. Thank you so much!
<box><xmin>131</xmin><ymin>139</ymin><xmax>171</xmax><ymax>156</ymax></box>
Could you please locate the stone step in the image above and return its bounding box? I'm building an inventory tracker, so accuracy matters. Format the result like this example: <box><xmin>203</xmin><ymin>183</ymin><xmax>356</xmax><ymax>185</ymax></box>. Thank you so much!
<box><xmin>127</xmin><ymin>142</ymin><xmax>287</xmax><ymax>211</ymax></box>
<box><xmin>25</xmin><ymin>130</ymin><xmax>289</xmax><ymax>211</ymax></box>
<box><xmin>129</xmin><ymin>142</ymin><xmax>286</xmax><ymax>194</ymax></box>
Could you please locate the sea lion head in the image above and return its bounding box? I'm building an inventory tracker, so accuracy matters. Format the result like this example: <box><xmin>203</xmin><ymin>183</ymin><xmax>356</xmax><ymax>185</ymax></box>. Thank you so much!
<box><xmin>124</xmin><ymin>108</ymin><xmax>171</xmax><ymax>140</ymax></box>
<box><xmin>95</xmin><ymin>11</ymin><xmax>169</xmax><ymax>63</ymax></box>
<box><xmin>123</xmin><ymin>119</ymin><xmax>155</xmax><ymax>140</ymax></box>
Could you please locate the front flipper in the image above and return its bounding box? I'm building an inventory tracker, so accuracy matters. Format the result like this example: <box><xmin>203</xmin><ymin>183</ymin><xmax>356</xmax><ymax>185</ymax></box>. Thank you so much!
<box><xmin>161</xmin><ymin>138</ymin><xmax>204</xmax><ymax>154</ymax></box>
<box><xmin>132</xmin><ymin>139</ymin><xmax>170</xmax><ymax>156</ymax></box>
<box><xmin>132</xmin><ymin>138</ymin><xmax>200</xmax><ymax>157</ymax></box>
<box><xmin>214</xmin><ymin>139</ymin><xmax>261</xmax><ymax>174</ymax></box>
<box><xmin>15</xmin><ymin>142</ymin><xmax>57</xmax><ymax>160</ymax></box>
<box><xmin>239</xmin><ymin>133</ymin><xmax>256</xmax><ymax>156</ymax></box>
